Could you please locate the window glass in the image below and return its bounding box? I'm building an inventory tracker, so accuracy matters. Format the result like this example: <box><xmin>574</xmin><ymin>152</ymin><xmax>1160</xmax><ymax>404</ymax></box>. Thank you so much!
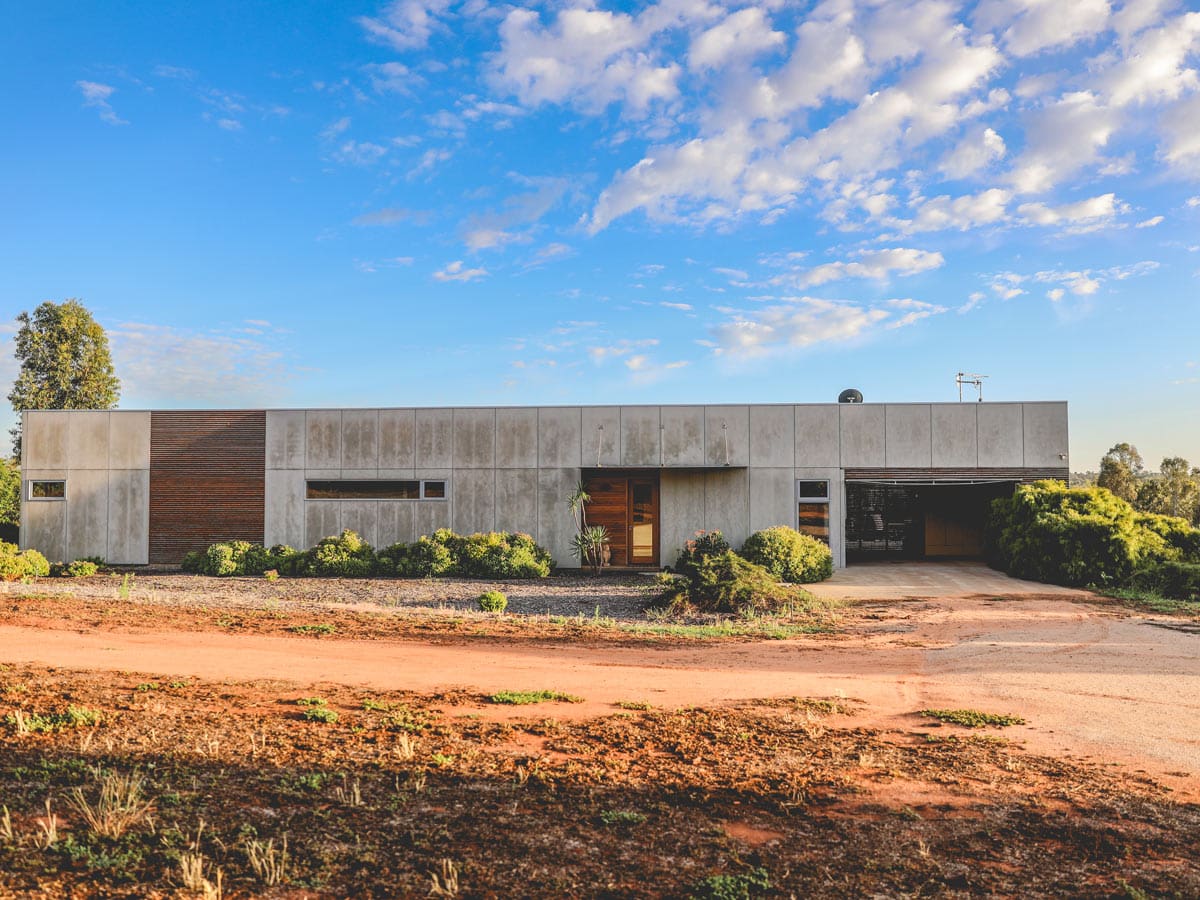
<box><xmin>798</xmin><ymin>502</ymin><xmax>830</xmax><ymax>544</ymax></box>
<box><xmin>30</xmin><ymin>480</ymin><xmax>66</xmax><ymax>499</ymax></box>
<box><xmin>306</xmin><ymin>480</ymin><xmax>420</xmax><ymax>500</ymax></box>
<box><xmin>798</xmin><ymin>480</ymin><xmax>828</xmax><ymax>500</ymax></box>
<box><xmin>422</xmin><ymin>481</ymin><xmax>446</xmax><ymax>499</ymax></box>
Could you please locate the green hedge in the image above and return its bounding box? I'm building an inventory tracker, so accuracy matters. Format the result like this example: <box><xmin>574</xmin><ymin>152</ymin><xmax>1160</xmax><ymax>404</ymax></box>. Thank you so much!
<box><xmin>1127</xmin><ymin>561</ymin><xmax>1200</xmax><ymax>602</ymax></box>
<box><xmin>740</xmin><ymin>526</ymin><xmax>833</xmax><ymax>583</ymax></box>
<box><xmin>0</xmin><ymin>542</ymin><xmax>50</xmax><ymax>581</ymax></box>
<box><xmin>182</xmin><ymin>529</ymin><xmax>552</xmax><ymax>579</ymax></box>
<box><xmin>986</xmin><ymin>481</ymin><xmax>1200</xmax><ymax>588</ymax></box>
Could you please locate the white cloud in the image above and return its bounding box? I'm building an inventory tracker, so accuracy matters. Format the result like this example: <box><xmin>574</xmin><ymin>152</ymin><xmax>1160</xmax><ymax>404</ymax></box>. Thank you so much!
<box><xmin>352</xmin><ymin>207</ymin><xmax>418</xmax><ymax>226</ymax></box>
<box><xmin>1136</xmin><ymin>215</ymin><xmax>1164</xmax><ymax>227</ymax></box>
<box><xmin>433</xmin><ymin>260</ymin><xmax>488</xmax><ymax>282</ymax></box>
<box><xmin>885</xmin><ymin>297</ymin><xmax>949</xmax><ymax>328</ymax></box>
<box><xmin>332</xmin><ymin>140</ymin><xmax>388</xmax><ymax>166</ymax></box>
<box><xmin>992</xmin><ymin>260</ymin><xmax>1158</xmax><ymax>302</ymax></box>
<box><xmin>76</xmin><ymin>81</ymin><xmax>128</xmax><ymax>125</ymax></box>
<box><xmin>975</xmin><ymin>0</ymin><xmax>1111</xmax><ymax>58</ymax></box>
<box><xmin>357</xmin><ymin>0</ymin><xmax>452</xmax><ymax>51</ymax></box>
<box><xmin>1016</xmin><ymin>192</ymin><xmax>1127</xmax><ymax>231</ymax></box>
<box><xmin>688</xmin><ymin>7</ymin><xmax>785</xmax><ymax>71</ymax></box>
<box><xmin>788</xmin><ymin>248</ymin><xmax>945</xmax><ymax>288</ymax></box>
<box><xmin>940</xmin><ymin>127</ymin><xmax>1007</xmax><ymax>179</ymax></box>
<box><xmin>589</xmin><ymin>338</ymin><xmax>659</xmax><ymax>362</ymax></box>
<box><xmin>959</xmin><ymin>291</ymin><xmax>986</xmax><ymax>313</ymax></box>
<box><xmin>905</xmin><ymin>188</ymin><xmax>1010</xmax><ymax>232</ymax></box>
<box><xmin>1047</xmin><ymin>287</ymin><xmax>1066</xmax><ymax>301</ymax></box>
<box><xmin>217</xmin><ymin>118</ymin><xmax>242</xmax><ymax>131</ymax></box>
<box><xmin>461</xmin><ymin>176</ymin><xmax>569</xmax><ymax>251</ymax></box>
<box><xmin>709</xmin><ymin>295</ymin><xmax>942</xmax><ymax>357</ymax></box>
<box><xmin>1159</xmin><ymin>92</ymin><xmax>1200</xmax><ymax>171</ymax></box>
<box><xmin>1100</xmin><ymin>11</ymin><xmax>1200</xmax><ymax>107</ymax></box>
<box><xmin>109</xmin><ymin>323</ymin><xmax>293</xmax><ymax>407</ymax></box>
<box><xmin>660</xmin><ymin>301</ymin><xmax>693</xmax><ymax>311</ymax></box>
<box><xmin>408</xmin><ymin>147</ymin><xmax>452</xmax><ymax>178</ymax></box>
<box><xmin>1188</xmin><ymin>196</ymin><xmax>1200</xmax><ymax>207</ymax></box>
<box><xmin>1008</xmin><ymin>92</ymin><xmax>1119</xmax><ymax>194</ymax></box>
<box><xmin>320</xmin><ymin>116</ymin><xmax>352</xmax><ymax>140</ymax></box>
<box><xmin>365</xmin><ymin>61</ymin><xmax>416</xmax><ymax>94</ymax></box>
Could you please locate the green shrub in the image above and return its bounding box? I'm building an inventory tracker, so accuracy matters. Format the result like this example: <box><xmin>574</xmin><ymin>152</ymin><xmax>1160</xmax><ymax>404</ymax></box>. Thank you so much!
<box><xmin>673</xmin><ymin>530</ymin><xmax>731</xmax><ymax>579</ymax></box>
<box><xmin>689</xmin><ymin>867</ymin><xmax>771</xmax><ymax>900</ymax></box>
<box><xmin>383</xmin><ymin>529</ymin><xmax>551</xmax><ymax>578</ymax></box>
<box><xmin>1127</xmin><ymin>561</ymin><xmax>1200</xmax><ymax>602</ymax></box>
<box><xmin>654</xmin><ymin>550</ymin><xmax>802</xmax><ymax>615</ymax></box>
<box><xmin>182</xmin><ymin>541</ymin><xmax>298</xmax><ymax>577</ymax></box>
<box><xmin>293</xmin><ymin>530</ymin><xmax>377</xmax><ymax>577</ymax></box>
<box><xmin>51</xmin><ymin>559</ymin><xmax>100</xmax><ymax>578</ymax></box>
<box><xmin>477</xmin><ymin>590</ymin><xmax>508</xmax><ymax>613</ymax></box>
<box><xmin>0</xmin><ymin>542</ymin><xmax>50</xmax><ymax>581</ymax></box>
<box><xmin>986</xmin><ymin>481</ymin><xmax>1200</xmax><ymax>587</ymax></box>
<box><xmin>389</xmin><ymin>536</ymin><xmax>454</xmax><ymax>577</ymax></box>
<box><xmin>740</xmin><ymin>526</ymin><xmax>833</xmax><ymax>583</ymax></box>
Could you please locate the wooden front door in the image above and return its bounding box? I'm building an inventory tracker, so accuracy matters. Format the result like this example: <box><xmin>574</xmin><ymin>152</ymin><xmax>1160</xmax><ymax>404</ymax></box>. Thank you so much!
<box><xmin>582</xmin><ymin>473</ymin><xmax>659</xmax><ymax>567</ymax></box>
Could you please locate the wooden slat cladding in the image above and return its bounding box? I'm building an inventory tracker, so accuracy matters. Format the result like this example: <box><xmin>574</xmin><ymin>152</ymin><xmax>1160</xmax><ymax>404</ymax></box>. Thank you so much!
<box><xmin>845</xmin><ymin>467</ymin><xmax>1067</xmax><ymax>483</ymax></box>
<box><xmin>149</xmin><ymin>411</ymin><xmax>266</xmax><ymax>563</ymax></box>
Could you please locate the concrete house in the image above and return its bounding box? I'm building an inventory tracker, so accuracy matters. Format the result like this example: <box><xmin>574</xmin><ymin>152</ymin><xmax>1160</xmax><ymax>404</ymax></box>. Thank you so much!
<box><xmin>19</xmin><ymin>401</ymin><xmax>1068</xmax><ymax>569</ymax></box>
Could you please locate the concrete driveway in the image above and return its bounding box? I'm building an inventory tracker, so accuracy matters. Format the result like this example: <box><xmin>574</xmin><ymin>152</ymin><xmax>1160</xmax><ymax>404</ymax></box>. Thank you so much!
<box><xmin>807</xmin><ymin>560</ymin><xmax>1091</xmax><ymax>601</ymax></box>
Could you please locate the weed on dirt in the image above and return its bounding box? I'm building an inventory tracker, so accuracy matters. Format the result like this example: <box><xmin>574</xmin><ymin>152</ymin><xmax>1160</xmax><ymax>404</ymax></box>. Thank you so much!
<box><xmin>920</xmin><ymin>708</ymin><xmax>1027</xmax><ymax>728</ymax></box>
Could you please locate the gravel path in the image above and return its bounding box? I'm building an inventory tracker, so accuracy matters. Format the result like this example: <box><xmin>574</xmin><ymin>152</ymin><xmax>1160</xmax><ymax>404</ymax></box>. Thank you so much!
<box><xmin>8</xmin><ymin>572</ymin><xmax>661</xmax><ymax>620</ymax></box>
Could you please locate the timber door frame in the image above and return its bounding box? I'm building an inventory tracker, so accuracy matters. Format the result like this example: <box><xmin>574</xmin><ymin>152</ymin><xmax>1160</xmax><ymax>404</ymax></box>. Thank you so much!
<box><xmin>581</xmin><ymin>470</ymin><xmax>661</xmax><ymax>568</ymax></box>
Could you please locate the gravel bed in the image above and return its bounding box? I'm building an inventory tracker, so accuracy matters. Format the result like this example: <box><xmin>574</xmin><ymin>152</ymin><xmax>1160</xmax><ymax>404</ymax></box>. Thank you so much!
<box><xmin>5</xmin><ymin>572</ymin><xmax>661</xmax><ymax>620</ymax></box>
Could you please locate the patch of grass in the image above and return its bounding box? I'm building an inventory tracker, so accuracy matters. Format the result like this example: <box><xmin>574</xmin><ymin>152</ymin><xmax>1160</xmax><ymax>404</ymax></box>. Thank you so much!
<box><xmin>599</xmin><ymin>810</ymin><xmax>646</xmax><ymax>826</ymax></box>
<box><xmin>614</xmin><ymin>700</ymin><xmax>652</xmax><ymax>710</ymax></box>
<box><xmin>135</xmin><ymin>682</ymin><xmax>159</xmax><ymax>692</ymax></box>
<box><xmin>288</xmin><ymin>623</ymin><xmax>337</xmax><ymax>635</ymax></box>
<box><xmin>920</xmin><ymin>708</ymin><xmax>1026</xmax><ymax>728</ymax></box>
<box><xmin>690</xmin><ymin>867</ymin><xmax>771</xmax><ymax>899</ymax></box>
<box><xmin>296</xmin><ymin>697</ymin><xmax>338</xmax><ymax>724</ymax></box>
<box><xmin>1102</xmin><ymin>586</ymin><xmax>1199</xmax><ymax>616</ymax></box>
<box><xmin>489</xmin><ymin>690</ymin><xmax>584</xmax><ymax>705</ymax></box>
<box><xmin>6</xmin><ymin>705</ymin><xmax>102</xmax><ymax>734</ymax></box>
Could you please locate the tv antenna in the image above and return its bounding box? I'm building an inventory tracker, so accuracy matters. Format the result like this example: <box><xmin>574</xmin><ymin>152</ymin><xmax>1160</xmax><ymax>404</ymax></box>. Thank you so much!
<box><xmin>956</xmin><ymin>372</ymin><xmax>988</xmax><ymax>402</ymax></box>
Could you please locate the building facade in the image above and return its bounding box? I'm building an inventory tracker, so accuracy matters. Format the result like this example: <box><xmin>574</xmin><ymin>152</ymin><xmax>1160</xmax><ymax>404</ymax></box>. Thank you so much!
<box><xmin>19</xmin><ymin>402</ymin><xmax>1069</xmax><ymax>569</ymax></box>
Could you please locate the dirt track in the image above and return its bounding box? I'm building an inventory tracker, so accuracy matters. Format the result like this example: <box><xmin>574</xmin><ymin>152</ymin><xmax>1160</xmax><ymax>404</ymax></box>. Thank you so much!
<box><xmin>4</xmin><ymin>589</ymin><xmax>1197</xmax><ymax>798</ymax></box>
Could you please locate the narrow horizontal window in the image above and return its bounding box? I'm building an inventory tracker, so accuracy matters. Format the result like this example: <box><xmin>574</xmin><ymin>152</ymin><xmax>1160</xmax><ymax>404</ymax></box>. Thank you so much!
<box><xmin>29</xmin><ymin>480</ymin><xmax>66</xmax><ymax>500</ymax></box>
<box><xmin>305</xmin><ymin>480</ymin><xmax>448</xmax><ymax>501</ymax></box>
<box><xmin>797</xmin><ymin>480</ymin><xmax>829</xmax><ymax>501</ymax></box>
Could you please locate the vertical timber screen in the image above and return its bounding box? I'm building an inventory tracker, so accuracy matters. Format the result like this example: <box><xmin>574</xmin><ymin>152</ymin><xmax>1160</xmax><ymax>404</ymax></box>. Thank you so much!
<box><xmin>149</xmin><ymin>411</ymin><xmax>266</xmax><ymax>564</ymax></box>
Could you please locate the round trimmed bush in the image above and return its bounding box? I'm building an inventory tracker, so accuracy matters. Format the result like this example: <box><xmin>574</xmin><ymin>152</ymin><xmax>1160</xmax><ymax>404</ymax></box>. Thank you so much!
<box><xmin>673</xmin><ymin>530</ymin><xmax>731</xmax><ymax>579</ymax></box>
<box><xmin>477</xmin><ymin>589</ymin><xmax>508</xmax><ymax>613</ymax></box>
<box><xmin>0</xmin><ymin>543</ymin><xmax>50</xmax><ymax>581</ymax></box>
<box><xmin>740</xmin><ymin>526</ymin><xmax>833</xmax><ymax>583</ymax></box>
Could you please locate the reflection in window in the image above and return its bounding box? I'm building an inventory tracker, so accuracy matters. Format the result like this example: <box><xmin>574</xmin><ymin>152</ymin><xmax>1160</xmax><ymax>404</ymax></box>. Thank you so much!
<box><xmin>798</xmin><ymin>502</ymin><xmax>830</xmax><ymax>545</ymax></box>
<box><xmin>306</xmin><ymin>480</ymin><xmax>447</xmax><ymax>500</ymax></box>
<box><xmin>29</xmin><ymin>480</ymin><xmax>65</xmax><ymax>500</ymax></box>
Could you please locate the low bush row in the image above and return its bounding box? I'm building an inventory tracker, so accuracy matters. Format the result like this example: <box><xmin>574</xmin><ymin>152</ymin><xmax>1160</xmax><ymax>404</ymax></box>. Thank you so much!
<box><xmin>182</xmin><ymin>528</ymin><xmax>554</xmax><ymax>579</ymax></box>
<box><xmin>986</xmin><ymin>481</ymin><xmax>1200</xmax><ymax>600</ymax></box>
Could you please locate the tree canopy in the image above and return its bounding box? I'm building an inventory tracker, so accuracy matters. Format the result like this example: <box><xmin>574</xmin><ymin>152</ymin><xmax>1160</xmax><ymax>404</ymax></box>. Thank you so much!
<box><xmin>7</xmin><ymin>299</ymin><xmax>120</xmax><ymax>457</ymax></box>
<box><xmin>1096</xmin><ymin>442</ymin><xmax>1143</xmax><ymax>503</ymax></box>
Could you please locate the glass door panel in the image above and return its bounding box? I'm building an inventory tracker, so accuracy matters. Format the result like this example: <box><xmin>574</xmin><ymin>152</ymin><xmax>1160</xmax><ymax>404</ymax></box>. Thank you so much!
<box><xmin>629</xmin><ymin>479</ymin><xmax>657</xmax><ymax>565</ymax></box>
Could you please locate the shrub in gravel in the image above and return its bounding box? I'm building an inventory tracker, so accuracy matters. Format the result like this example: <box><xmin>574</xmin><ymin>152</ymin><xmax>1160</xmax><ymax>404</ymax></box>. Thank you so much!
<box><xmin>383</xmin><ymin>530</ymin><xmax>551</xmax><ymax>578</ymax></box>
<box><xmin>51</xmin><ymin>559</ymin><xmax>100</xmax><ymax>578</ymax></box>
<box><xmin>287</xmin><ymin>530</ymin><xmax>377</xmax><ymax>577</ymax></box>
<box><xmin>388</xmin><ymin>536</ymin><xmax>455</xmax><ymax>577</ymax></box>
<box><xmin>651</xmin><ymin>550</ymin><xmax>802</xmax><ymax>616</ymax></box>
<box><xmin>182</xmin><ymin>541</ymin><xmax>298</xmax><ymax>577</ymax></box>
<box><xmin>0</xmin><ymin>542</ymin><xmax>50</xmax><ymax>581</ymax></box>
<box><xmin>740</xmin><ymin>526</ymin><xmax>832</xmax><ymax>583</ymax></box>
<box><xmin>673</xmin><ymin>530</ymin><xmax>731</xmax><ymax>580</ymax></box>
<box><xmin>477</xmin><ymin>590</ymin><xmax>508</xmax><ymax>613</ymax></box>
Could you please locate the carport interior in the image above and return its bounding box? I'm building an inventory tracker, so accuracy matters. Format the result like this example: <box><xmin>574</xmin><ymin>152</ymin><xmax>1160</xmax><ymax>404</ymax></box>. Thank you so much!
<box><xmin>845</xmin><ymin>481</ymin><xmax>1014</xmax><ymax>562</ymax></box>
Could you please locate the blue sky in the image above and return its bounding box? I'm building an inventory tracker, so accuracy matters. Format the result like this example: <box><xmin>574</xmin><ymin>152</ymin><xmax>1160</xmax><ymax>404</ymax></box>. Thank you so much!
<box><xmin>2</xmin><ymin>0</ymin><xmax>1198</xmax><ymax>470</ymax></box>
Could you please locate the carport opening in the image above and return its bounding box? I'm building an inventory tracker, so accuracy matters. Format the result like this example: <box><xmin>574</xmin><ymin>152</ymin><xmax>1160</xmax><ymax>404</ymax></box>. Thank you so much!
<box><xmin>845</xmin><ymin>481</ymin><xmax>1015</xmax><ymax>563</ymax></box>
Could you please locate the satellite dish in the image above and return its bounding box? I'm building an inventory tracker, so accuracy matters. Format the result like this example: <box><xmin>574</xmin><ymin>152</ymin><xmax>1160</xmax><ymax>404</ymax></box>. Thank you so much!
<box><xmin>838</xmin><ymin>388</ymin><xmax>864</xmax><ymax>404</ymax></box>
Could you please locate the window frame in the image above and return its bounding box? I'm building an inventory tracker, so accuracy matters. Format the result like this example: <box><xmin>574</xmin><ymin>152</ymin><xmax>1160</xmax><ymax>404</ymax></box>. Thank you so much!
<box><xmin>304</xmin><ymin>479</ymin><xmax>449</xmax><ymax>502</ymax></box>
<box><xmin>796</xmin><ymin>479</ymin><xmax>831</xmax><ymax>546</ymax></box>
<box><xmin>28</xmin><ymin>480</ymin><xmax>66</xmax><ymax>501</ymax></box>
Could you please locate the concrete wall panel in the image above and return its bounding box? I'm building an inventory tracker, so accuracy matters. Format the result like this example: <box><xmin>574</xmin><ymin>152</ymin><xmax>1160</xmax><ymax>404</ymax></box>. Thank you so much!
<box><xmin>537</xmin><ymin>408</ymin><xmax>582</xmax><ymax>468</ymax></box>
<box><xmin>108</xmin><ymin>412</ymin><xmax>150</xmax><ymax>470</ymax></box>
<box><xmin>495</xmin><ymin>408</ymin><xmax>537</xmax><ymax>468</ymax></box>
<box><xmin>265</xmin><ymin>469</ymin><xmax>305</xmax><ymax>548</ymax></box>
<box><xmin>660</xmin><ymin>470</ymin><xmax>705</xmax><ymax>567</ymax></box>
<box><xmin>452</xmin><ymin>468</ymin><xmax>495</xmax><ymax>535</ymax></box>
<box><xmin>840</xmin><ymin>405</ymin><xmax>885</xmax><ymax>467</ymax></box>
<box><xmin>415</xmin><ymin>409</ymin><xmax>453</xmax><ymax>468</ymax></box>
<box><xmin>341</xmin><ymin>409</ymin><xmax>379</xmax><ymax>472</ymax></box>
<box><xmin>305</xmin><ymin>502</ymin><xmax>341</xmax><ymax>547</ymax></box>
<box><xmin>266</xmin><ymin>410</ymin><xmax>306</xmax><ymax>470</ymax></box>
<box><xmin>415</xmin><ymin>500</ymin><xmax>451</xmax><ymax>538</ymax></box>
<box><xmin>23</xmin><ymin>411</ymin><xmax>68</xmax><ymax>470</ymax></box>
<box><xmin>537</xmin><ymin>467</ymin><xmax>580</xmax><ymax>566</ymax></box>
<box><xmin>704</xmin><ymin>468</ymin><xmax>749</xmax><ymax>547</ymax></box>
<box><xmin>453</xmin><ymin>409</ymin><xmax>496</xmax><ymax>469</ymax></box>
<box><xmin>341</xmin><ymin>501</ymin><xmax>379</xmax><ymax>547</ymax></box>
<box><xmin>885</xmin><ymin>405</ymin><xmax>932</xmax><ymax>467</ymax></box>
<box><xmin>749</xmin><ymin>406</ymin><xmax>794</xmax><ymax>468</ymax></box>
<box><xmin>705</xmin><ymin>406</ymin><xmax>748</xmax><ymax>467</ymax></box>
<box><xmin>66</xmin><ymin>469</ymin><xmax>109</xmax><ymax>561</ymax></box>
<box><xmin>495</xmin><ymin>469</ymin><xmax>538</xmax><ymax>535</ymax></box>
<box><xmin>106</xmin><ymin>469</ymin><xmax>149</xmax><ymax>565</ymax></box>
<box><xmin>750</xmin><ymin>468</ymin><xmax>795</xmax><ymax>534</ymax></box>
<box><xmin>794</xmin><ymin>405</ymin><xmax>840</xmax><ymax>467</ymax></box>
<box><xmin>377</xmin><ymin>502</ymin><xmax>416</xmax><ymax>547</ymax></box>
<box><xmin>621</xmin><ymin>406</ymin><xmax>661</xmax><ymax>467</ymax></box>
<box><xmin>25</xmin><ymin>500</ymin><xmax>66</xmax><ymax>563</ymax></box>
<box><xmin>661</xmin><ymin>406</ymin><xmax>704</xmax><ymax>467</ymax></box>
<box><xmin>978</xmin><ymin>404</ymin><xmax>1023</xmax><ymax>467</ymax></box>
<box><xmin>68</xmin><ymin>411</ymin><xmax>110</xmax><ymax>469</ymax></box>
<box><xmin>931</xmin><ymin>405</ymin><xmax>977</xmax><ymax>468</ymax></box>
<box><xmin>378</xmin><ymin>409</ymin><xmax>416</xmax><ymax>471</ymax></box>
<box><xmin>581</xmin><ymin>407</ymin><xmax>620</xmax><ymax>468</ymax></box>
<box><xmin>305</xmin><ymin>411</ymin><xmax>342</xmax><ymax>470</ymax></box>
<box><xmin>1023</xmin><ymin>403</ymin><xmax>1069</xmax><ymax>468</ymax></box>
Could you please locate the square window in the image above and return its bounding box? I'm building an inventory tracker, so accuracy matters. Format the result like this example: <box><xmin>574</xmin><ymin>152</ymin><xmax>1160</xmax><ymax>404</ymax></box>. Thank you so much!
<box><xmin>797</xmin><ymin>480</ymin><xmax>828</xmax><ymax>500</ymax></box>
<box><xmin>422</xmin><ymin>481</ymin><xmax>446</xmax><ymax>499</ymax></box>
